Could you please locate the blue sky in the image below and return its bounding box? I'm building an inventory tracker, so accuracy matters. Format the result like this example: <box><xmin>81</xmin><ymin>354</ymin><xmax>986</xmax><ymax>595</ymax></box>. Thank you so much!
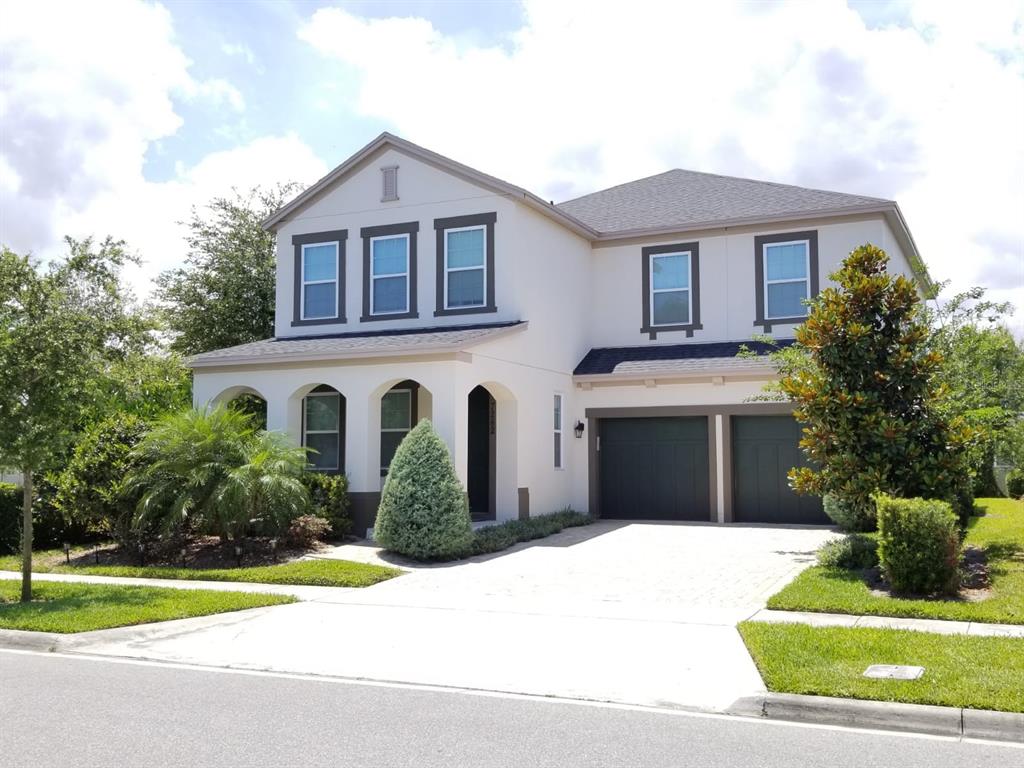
<box><xmin>2</xmin><ymin>1</ymin><xmax>1022</xmax><ymax>333</ymax></box>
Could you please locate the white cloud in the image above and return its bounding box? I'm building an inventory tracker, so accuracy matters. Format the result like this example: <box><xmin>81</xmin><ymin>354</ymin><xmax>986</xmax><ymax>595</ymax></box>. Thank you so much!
<box><xmin>0</xmin><ymin>0</ymin><xmax>321</xmax><ymax>298</ymax></box>
<box><xmin>221</xmin><ymin>41</ymin><xmax>256</xmax><ymax>66</ymax></box>
<box><xmin>298</xmin><ymin>0</ymin><xmax>1024</xmax><ymax>333</ymax></box>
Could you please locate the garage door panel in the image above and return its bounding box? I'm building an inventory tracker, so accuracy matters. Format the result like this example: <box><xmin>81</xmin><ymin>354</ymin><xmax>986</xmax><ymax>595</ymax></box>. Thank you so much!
<box><xmin>600</xmin><ymin>417</ymin><xmax>709</xmax><ymax>521</ymax></box>
<box><xmin>732</xmin><ymin>415</ymin><xmax>827</xmax><ymax>525</ymax></box>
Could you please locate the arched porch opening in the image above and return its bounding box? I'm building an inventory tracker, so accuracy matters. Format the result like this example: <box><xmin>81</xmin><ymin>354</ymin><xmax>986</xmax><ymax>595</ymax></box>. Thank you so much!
<box><xmin>288</xmin><ymin>384</ymin><xmax>347</xmax><ymax>474</ymax></box>
<box><xmin>466</xmin><ymin>381</ymin><xmax>518</xmax><ymax>522</ymax></box>
<box><xmin>211</xmin><ymin>385</ymin><xmax>268</xmax><ymax>431</ymax></box>
<box><xmin>373</xmin><ymin>378</ymin><xmax>434</xmax><ymax>482</ymax></box>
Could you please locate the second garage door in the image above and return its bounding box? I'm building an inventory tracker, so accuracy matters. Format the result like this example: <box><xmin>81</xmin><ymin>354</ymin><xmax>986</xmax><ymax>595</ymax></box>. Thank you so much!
<box><xmin>732</xmin><ymin>415</ymin><xmax>827</xmax><ymax>524</ymax></box>
<box><xmin>599</xmin><ymin>417</ymin><xmax>709</xmax><ymax>520</ymax></box>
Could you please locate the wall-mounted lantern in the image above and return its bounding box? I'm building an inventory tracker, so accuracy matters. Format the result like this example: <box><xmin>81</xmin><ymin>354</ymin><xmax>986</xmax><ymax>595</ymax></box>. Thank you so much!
<box><xmin>574</xmin><ymin>420</ymin><xmax>585</xmax><ymax>439</ymax></box>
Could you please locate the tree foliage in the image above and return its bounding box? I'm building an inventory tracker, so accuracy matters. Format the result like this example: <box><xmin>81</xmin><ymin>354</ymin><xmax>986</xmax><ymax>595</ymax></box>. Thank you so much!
<box><xmin>374</xmin><ymin>420</ymin><xmax>472</xmax><ymax>560</ymax></box>
<box><xmin>0</xmin><ymin>237</ymin><xmax>148</xmax><ymax>599</ymax></box>
<box><xmin>154</xmin><ymin>184</ymin><xmax>301</xmax><ymax>355</ymax></box>
<box><xmin>128</xmin><ymin>407</ymin><xmax>309</xmax><ymax>541</ymax></box>
<box><xmin>778</xmin><ymin>244</ymin><xmax>976</xmax><ymax>528</ymax></box>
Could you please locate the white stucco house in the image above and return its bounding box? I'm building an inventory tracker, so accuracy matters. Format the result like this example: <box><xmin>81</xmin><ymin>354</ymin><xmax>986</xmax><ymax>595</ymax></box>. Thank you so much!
<box><xmin>187</xmin><ymin>133</ymin><xmax>932</xmax><ymax>537</ymax></box>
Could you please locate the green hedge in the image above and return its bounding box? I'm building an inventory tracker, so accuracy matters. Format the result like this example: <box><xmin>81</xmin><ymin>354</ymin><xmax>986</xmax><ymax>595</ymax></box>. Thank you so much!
<box><xmin>301</xmin><ymin>472</ymin><xmax>351</xmax><ymax>539</ymax></box>
<box><xmin>816</xmin><ymin>533</ymin><xmax>879</xmax><ymax>570</ymax></box>
<box><xmin>1007</xmin><ymin>469</ymin><xmax>1024</xmax><ymax>500</ymax></box>
<box><xmin>877</xmin><ymin>495</ymin><xmax>960</xmax><ymax>596</ymax></box>
<box><xmin>467</xmin><ymin>510</ymin><xmax>592</xmax><ymax>558</ymax></box>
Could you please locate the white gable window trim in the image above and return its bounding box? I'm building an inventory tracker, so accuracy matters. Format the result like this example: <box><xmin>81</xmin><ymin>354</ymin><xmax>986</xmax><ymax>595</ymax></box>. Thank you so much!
<box><xmin>370</xmin><ymin>234</ymin><xmax>411</xmax><ymax>316</ymax></box>
<box><xmin>444</xmin><ymin>224</ymin><xmax>487</xmax><ymax>310</ymax></box>
<box><xmin>753</xmin><ymin>230</ymin><xmax>819</xmax><ymax>332</ymax></box>
<box><xmin>553</xmin><ymin>393</ymin><xmax>564</xmax><ymax>470</ymax></box>
<box><xmin>291</xmin><ymin>230</ymin><xmax>347</xmax><ymax>327</ymax></box>
<box><xmin>360</xmin><ymin>221</ymin><xmax>420</xmax><ymax>322</ymax></box>
<box><xmin>763</xmin><ymin>240</ymin><xmax>810</xmax><ymax>321</ymax></box>
<box><xmin>640</xmin><ymin>241</ymin><xmax>702</xmax><ymax>340</ymax></box>
<box><xmin>381</xmin><ymin>165</ymin><xmax>399</xmax><ymax>202</ymax></box>
<box><xmin>433</xmin><ymin>212</ymin><xmax>498</xmax><ymax>317</ymax></box>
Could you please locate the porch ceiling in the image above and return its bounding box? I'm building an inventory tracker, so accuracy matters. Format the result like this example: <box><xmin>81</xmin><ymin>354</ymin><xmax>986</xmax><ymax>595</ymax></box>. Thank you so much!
<box><xmin>187</xmin><ymin>321</ymin><xmax>526</xmax><ymax>369</ymax></box>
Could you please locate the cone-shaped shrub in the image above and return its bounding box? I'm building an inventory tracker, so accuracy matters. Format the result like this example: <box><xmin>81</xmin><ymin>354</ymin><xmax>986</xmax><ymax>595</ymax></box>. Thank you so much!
<box><xmin>374</xmin><ymin>419</ymin><xmax>472</xmax><ymax>559</ymax></box>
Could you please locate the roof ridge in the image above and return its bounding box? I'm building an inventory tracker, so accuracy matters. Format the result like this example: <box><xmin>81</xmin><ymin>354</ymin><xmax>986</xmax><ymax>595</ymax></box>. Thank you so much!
<box><xmin>559</xmin><ymin>167</ymin><xmax>892</xmax><ymax>207</ymax></box>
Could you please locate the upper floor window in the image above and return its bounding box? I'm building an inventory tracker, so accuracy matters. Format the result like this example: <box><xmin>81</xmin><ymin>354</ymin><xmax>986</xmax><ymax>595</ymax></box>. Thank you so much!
<box><xmin>301</xmin><ymin>243</ymin><xmax>339</xmax><ymax>320</ymax></box>
<box><xmin>434</xmin><ymin>212</ymin><xmax>497</xmax><ymax>317</ymax></box>
<box><xmin>445</xmin><ymin>226</ymin><xmax>486</xmax><ymax>309</ymax></box>
<box><xmin>753</xmin><ymin>230</ymin><xmax>819</xmax><ymax>331</ymax></box>
<box><xmin>381</xmin><ymin>166</ymin><xmax>399</xmax><ymax>202</ymax></box>
<box><xmin>291</xmin><ymin>230</ymin><xmax>347</xmax><ymax>327</ymax></box>
<box><xmin>360</xmin><ymin>222</ymin><xmax>419</xmax><ymax>322</ymax></box>
<box><xmin>640</xmin><ymin>241</ymin><xmax>702</xmax><ymax>340</ymax></box>
<box><xmin>371</xmin><ymin>234</ymin><xmax>410</xmax><ymax>315</ymax></box>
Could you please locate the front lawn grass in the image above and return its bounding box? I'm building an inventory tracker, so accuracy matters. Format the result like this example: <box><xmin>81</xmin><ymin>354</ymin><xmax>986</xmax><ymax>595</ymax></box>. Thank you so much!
<box><xmin>0</xmin><ymin>555</ymin><xmax>402</xmax><ymax>588</ymax></box>
<box><xmin>739</xmin><ymin>621</ymin><xmax>1024</xmax><ymax>713</ymax></box>
<box><xmin>0</xmin><ymin>580</ymin><xmax>294</xmax><ymax>634</ymax></box>
<box><xmin>767</xmin><ymin>498</ymin><xmax>1024</xmax><ymax>624</ymax></box>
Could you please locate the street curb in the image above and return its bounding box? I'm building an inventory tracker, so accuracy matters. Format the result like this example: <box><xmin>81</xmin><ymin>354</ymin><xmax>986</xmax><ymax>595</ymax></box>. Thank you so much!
<box><xmin>0</xmin><ymin>628</ymin><xmax>63</xmax><ymax>653</ymax></box>
<box><xmin>727</xmin><ymin>693</ymin><xmax>1023</xmax><ymax>743</ymax></box>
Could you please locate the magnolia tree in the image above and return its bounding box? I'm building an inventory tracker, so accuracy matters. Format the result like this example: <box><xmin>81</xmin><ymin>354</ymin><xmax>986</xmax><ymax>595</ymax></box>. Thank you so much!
<box><xmin>0</xmin><ymin>238</ymin><xmax>147</xmax><ymax>601</ymax></box>
<box><xmin>776</xmin><ymin>244</ymin><xmax>976</xmax><ymax>530</ymax></box>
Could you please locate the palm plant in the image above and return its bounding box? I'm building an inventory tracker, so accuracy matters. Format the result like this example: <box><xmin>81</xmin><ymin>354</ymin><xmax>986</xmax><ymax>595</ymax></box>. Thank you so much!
<box><xmin>127</xmin><ymin>406</ymin><xmax>309</xmax><ymax>541</ymax></box>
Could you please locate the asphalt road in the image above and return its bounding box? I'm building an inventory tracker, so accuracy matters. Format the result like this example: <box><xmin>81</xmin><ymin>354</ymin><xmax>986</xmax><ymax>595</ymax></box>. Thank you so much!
<box><xmin>0</xmin><ymin>650</ymin><xmax>1019</xmax><ymax>768</ymax></box>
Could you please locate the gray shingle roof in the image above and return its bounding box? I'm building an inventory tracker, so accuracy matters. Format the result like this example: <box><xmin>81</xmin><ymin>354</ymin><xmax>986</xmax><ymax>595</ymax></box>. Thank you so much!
<box><xmin>557</xmin><ymin>169</ymin><xmax>892</xmax><ymax>235</ymax></box>
<box><xmin>188</xmin><ymin>322</ymin><xmax>525</xmax><ymax>368</ymax></box>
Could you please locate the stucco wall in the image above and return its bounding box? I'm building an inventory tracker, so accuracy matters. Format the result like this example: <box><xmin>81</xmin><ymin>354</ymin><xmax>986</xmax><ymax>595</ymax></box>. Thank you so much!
<box><xmin>587</xmin><ymin>214</ymin><xmax>917</xmax><ymax>348</ymax></box>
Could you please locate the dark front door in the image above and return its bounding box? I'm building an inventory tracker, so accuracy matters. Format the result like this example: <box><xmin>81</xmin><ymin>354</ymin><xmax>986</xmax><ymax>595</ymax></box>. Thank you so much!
<box><xmin>599</xmin><ymin>417</ymin><xmax>709</xmax><ymax>520</ymax></box>
<box><xmin>467</xmin><ymin>385</ymin><xmax>496</xmax><ymax>521</ymax></box>
<box><xmin>732</xmin><ymin>415</ymin><xmax>827</xmax><ymax>524</ymax></box>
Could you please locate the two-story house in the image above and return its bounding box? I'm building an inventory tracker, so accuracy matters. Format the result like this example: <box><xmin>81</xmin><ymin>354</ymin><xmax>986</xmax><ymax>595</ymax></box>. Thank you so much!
<box><xmin>187</xmin><ymin>133</ymin><xmax>932</xmax><ymax>537</ymax></box>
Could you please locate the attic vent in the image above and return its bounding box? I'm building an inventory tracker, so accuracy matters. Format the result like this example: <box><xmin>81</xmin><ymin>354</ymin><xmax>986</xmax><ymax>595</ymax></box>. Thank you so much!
<box><xmin>381</xmin><ymin>166</ymin><xmax>399</xmax><ymax>202</ymax></box>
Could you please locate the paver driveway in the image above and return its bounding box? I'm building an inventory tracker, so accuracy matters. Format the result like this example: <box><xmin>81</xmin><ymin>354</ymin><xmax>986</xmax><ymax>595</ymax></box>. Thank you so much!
<box><xmin>73</xmin><ymin>521</ymin><xmax>836</xmax><ymax>712</ymax></box>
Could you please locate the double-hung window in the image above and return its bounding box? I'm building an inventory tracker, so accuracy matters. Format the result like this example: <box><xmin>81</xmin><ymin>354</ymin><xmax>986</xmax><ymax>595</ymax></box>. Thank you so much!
<box><xmin>763</xmin><ymin>240</ymin><xmax>810</xmax><ymax>320</ymax></box>
<box><xmin>650</xmin><ymin>251</ymin><xmax>692</xmax><ymax>326</ymax></box>
<box><xmin>640</xmin><ymin>241</ymin><xmax>701</xmax><ymax>339</ymax></box>
<box><xmin>300</xmin><ymin>242</ymin><xmax>339</xmax><ymax>320</ymax></box>
<box><xmin>370</xmin><ymin>234</ymin><xmax>410</xmax><ymax>315</ymax></box>
<box><xmin>380</xmin><ymin>388</ymin><xmax>412</xmax><ymax>477</ymax></box>
<box><xmin>303</xmin><ymin>390</ymin><xmax>341</xmax><ymax>471</ymax></box>
<box><xmin>553</xmin><ymin>394</ymin><xmax>564</xmax><ymax>470</ymax></box>
<box><xmin>444</xmin><ymin>226</ymin><xmax>486</xmax><ymax>309</ymax></box>
<box><xmin>754</xmin><ymin>231</ymin><xmax>818</xmax><ymax>330</ymax></box>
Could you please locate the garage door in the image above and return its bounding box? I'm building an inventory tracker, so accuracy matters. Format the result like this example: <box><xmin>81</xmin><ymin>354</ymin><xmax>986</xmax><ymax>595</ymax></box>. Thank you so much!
<box><xmin>732</xmin><ymin>415</ymin><xmax>827</xmax><ymax>524</ymax></box>
<box><xmin>599</xmin><ymin>417</ymin><xmax>709</xmax><ymax>520</ymax></box>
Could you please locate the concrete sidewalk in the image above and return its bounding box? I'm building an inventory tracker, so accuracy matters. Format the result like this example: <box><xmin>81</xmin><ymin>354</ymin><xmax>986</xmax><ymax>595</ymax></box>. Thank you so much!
<box><xmin>748</xmin><ymin>608</ymin><xmax>1024</xmax><ymax>638</ymax></box>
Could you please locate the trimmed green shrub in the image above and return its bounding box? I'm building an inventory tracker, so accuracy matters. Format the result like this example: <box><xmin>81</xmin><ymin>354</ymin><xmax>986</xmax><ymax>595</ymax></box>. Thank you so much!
<box><xmin>823</xmin><ymin>494</ymin><xmax>876</xmax><ymax>532</ymax></box>
<box><xmin>301</xmin><ymin>472</ymin><xmax>351</xmax><ymax>539</ymax></box>
<box><xmin>0</xmin><ymin>482</ymin><xmax>19</xmax><ymax>556</ymax></box>
<box><xmin>54</xmin><ymin>414</ymin><xmax>149</xmax><ymax>544</ymax></box>
<box><xmin>1007</xmin><ymin>469</ymin><xmax>1024</xmax><ymax>500</ymax></box>
<box><xmin>374</xmin><ymin>420</ymin><xmax>472</xmax><ymax>560</ymax></box>
<box><xmin>467</xmin><ymin>510</ymin><xmax>592</xmax><ymax>557</ymax></box>
<box><xmin>283</xmin><ymin>514</ymin><xmax>332</xmax><ymax>548</ymax></box>
<box><xmin>877</xmin><ymin>495</ymin><xmax>960</xmax><ymax>596</ymax></box>
<box><xmin>816</xmin><ymin>534</ymin><xmax>878</xmax><ymax>570</ymax></box>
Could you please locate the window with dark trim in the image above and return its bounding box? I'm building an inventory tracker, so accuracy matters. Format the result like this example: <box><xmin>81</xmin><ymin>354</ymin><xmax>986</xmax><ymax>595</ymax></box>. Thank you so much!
<box><xmin>640</xmin><ymin>241</ymin><xmax>702</xmax><ymax>339</ymax></box>
<box><xmin>753</xmin><ymin>230</ymin><xmax>819</xmax><ymax>332</ymax></box>
<box><xmin>291</xmin><ymin>230</ymin><xmax>347</xmax><ymax>326</ymax></box>
<box><xmin>302</xmin><ymin>386</ymin><xmax>344</xmax><ymax>472</ymax></box>
<box><xmin>360</xmin><ymin>221</ymin><xmax>419</xmax><ymax>321</ymax></box>
<box><xmin>380</xmin><ymin>381</ymin><xmax>418</xmax><ymax>477</ymax></box>
<box><xmin>553</xmin><ymin>393</ymin><xmax>564</xmax><ymax>469</ymax></box>
<box><xmin>433</xmin><ymin>212</ymin><xmax>497</xmax><ymax>317</ymax></box>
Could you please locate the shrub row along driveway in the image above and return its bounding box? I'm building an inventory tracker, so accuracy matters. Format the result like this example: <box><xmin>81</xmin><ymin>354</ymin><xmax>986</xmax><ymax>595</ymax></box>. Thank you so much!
<box><xmin>63</xmin><ymin>521</ymin><xmax>836</xmax><ymax>712</ymax></box>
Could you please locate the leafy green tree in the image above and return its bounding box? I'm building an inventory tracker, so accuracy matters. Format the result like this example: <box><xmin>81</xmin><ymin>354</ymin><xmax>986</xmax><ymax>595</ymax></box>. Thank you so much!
<box><xmin>778</xmin><ymin>244</ymin><xmax>976</xmax><ymax>529</ymax></box>
<box><xmin>374</xmin><ymin>420</ymin><xmax>472</xmax><ymax>559</ymax></box>
<box><xmin>154</xmin><ymin>184</ymin><xmax>301</xmax><ymax>355</ymax></box>
<box><xmin>926</xmin><ymin>287</ymin><xmax>1024</xmax><ymax>493</ymax></box>
<box><xmin>54</xmin><ymin>414</ymin><xmax>149</xmax><ymax>544</ymax></box>
<box><xmin>128</xmin><ymin>407</ymin><xmax>309</xmax><ymax>542</ymax></box>
<box><xmin>0</xmin><ymin>238</ymin><xmax>146</xmax><ymax>600</ymax></box>
<box><xmin>84</xmin><ymin>351</ymin><xmax>192</xmax><ymax>425</ymax></box>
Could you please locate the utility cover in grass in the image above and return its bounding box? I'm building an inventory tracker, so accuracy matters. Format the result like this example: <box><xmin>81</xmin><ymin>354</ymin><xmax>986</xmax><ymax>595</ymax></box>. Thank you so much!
<box><xmin>863</xmin><ymin>664</ymin><xmax>925</xmax><ymax>680</ymax></box>
<box><xmin>374</xmin><ymin>419</ymin><xmax>473</xmax><ymax>560</ymax></box>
